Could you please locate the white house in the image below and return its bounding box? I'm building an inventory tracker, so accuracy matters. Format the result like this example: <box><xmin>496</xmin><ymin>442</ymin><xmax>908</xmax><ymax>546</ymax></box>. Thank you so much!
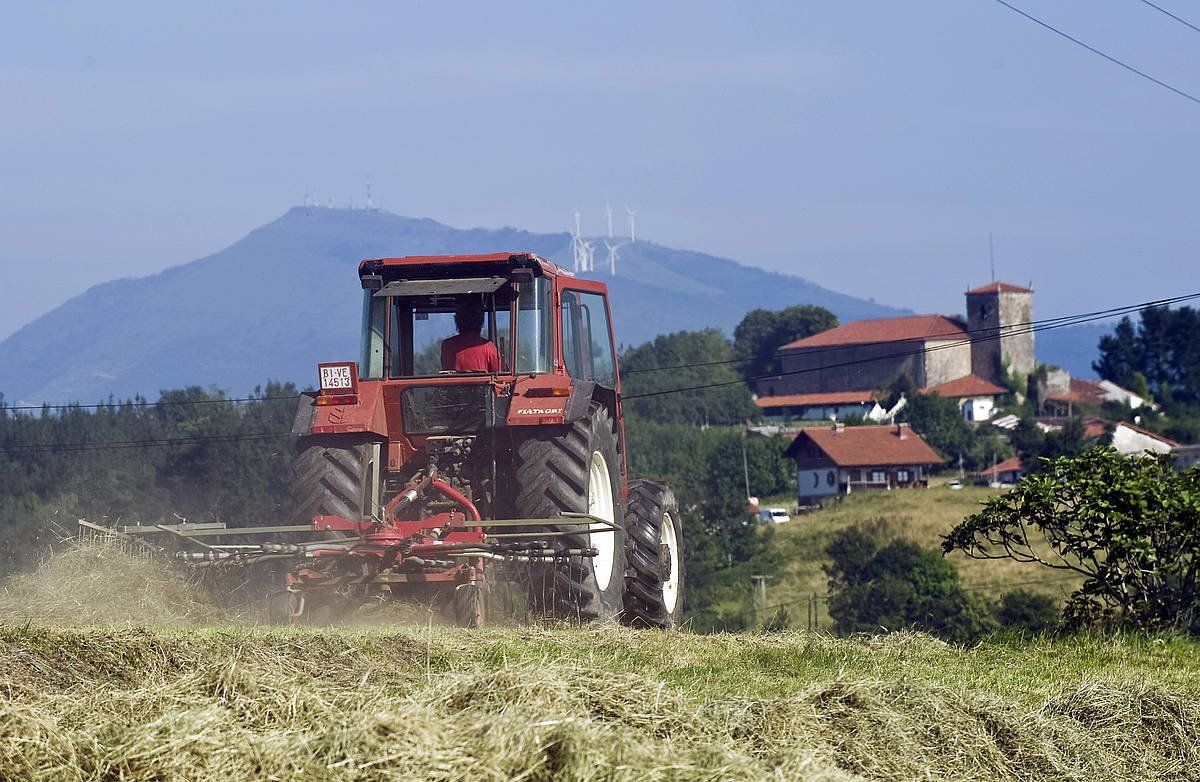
<box><xmin>921</xmin><ymin>375</ymin><xmax>1009</xmax><ymax>423</ymax></box>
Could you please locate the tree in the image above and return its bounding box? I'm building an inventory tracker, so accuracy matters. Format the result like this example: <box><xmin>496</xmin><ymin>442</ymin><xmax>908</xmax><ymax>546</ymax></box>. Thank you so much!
<box><xmin>620</xmin><ymin>329</ymin><xmax>758</xmax><ymax>425</ymax></box>
<box><xmin>943</xmin><ymin>448</ymin><xmax>1200</xmax><ymax>634</ymax></box>
<box><xmin>1095</xmin><ymin>306</ymin><xmax>1200</xmax><ymax>405</ymax></box>
<box><xmin>733</xmin><ymin>305</ymin><xmax>837</xmax><ymax>379</ymax></box>
<box><xmin>825</xmin><ymin>527</ymin><xmax>997</xmax><ymax>643</ymax></box>
<box><xmin>897</xmin><ymin>392</ymin><xmax>971</xmax><ymax>460</ymax></box>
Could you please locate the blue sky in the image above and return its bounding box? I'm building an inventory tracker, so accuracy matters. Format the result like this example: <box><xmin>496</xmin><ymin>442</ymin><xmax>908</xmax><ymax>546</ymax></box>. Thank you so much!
<box><xmin>1</xmin><ymin>1</ymin><xmax>1197</xmax><ymax>339</ymax></box>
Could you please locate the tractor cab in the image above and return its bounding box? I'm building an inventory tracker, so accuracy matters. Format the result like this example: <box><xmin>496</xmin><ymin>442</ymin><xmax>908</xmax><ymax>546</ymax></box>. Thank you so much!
<box><xmin>357</xmin><ymin>258</ymin><xmax>555</xmax><ymax>380</ymax></box>
<box><xmin>312</xmin><ymin>253</ymin><xmax>621</xmax><ymax>439</ymax></box>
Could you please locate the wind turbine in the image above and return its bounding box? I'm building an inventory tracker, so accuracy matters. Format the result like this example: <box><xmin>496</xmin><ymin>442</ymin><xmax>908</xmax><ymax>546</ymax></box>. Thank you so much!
<box><xmin>581</xmin><ymin>239</ymin><xmax>597</xmax><ymax>272</ymax></box>
<box><xmin>606</xmin><ymin>202</ymin><xmax>614</xmax><ymax>238</ymax></box>
<box><xmin>571</xmin><ymin>208</ymin><xmax>589</xmax><ymax>272</ymax></box>
<box><xmin>625</xmin><ymin>206</ymin><xmax>638</xmax><ymax>243</ymax></box>
<box><xmin>603</xmin><ymin>239</ymin><xmax>629</xmax><ymax>275</ymax></box>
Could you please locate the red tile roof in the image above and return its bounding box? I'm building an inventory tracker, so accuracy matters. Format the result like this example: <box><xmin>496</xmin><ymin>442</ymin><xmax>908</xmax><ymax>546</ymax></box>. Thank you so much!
<box><xmin>1083</xmin><ymin>418</ymin><xmax>1109</xmax><ymax>439</ymax></box>
<box><xmin>787</xmin><ymin>424</ymin><xmax>943</xmax><ymax>467</ymax></box>
<box><xmin>1045</xmin><ymin>378</ymin><xmax>1106</xmax><ymax>406</ymax></box>
<box><xmin>780</xmin><ymin>315</ymin><xmax>968</xmax><ymax>350</ymax></box>
<box><xmin>971</xmin><ymin>455</ymin><xmax>1025</xmax><ymax>477</ymax></box>
<box><xmin>1043</xmin><ymin>416</ymin><xmax>1181</xmax><ymax>447</ymax></box>
<box><xmin>966</xmin><ymin>281</ymin><xmax>1033</xmax><ymax>295</ymax></box>
<box><xmin>1115</xmin><ymin>421</ymin><xmax>1180</xmax><ymax>447</ymax></box>
<box><xmin>922</xmin><ymin>375</ymin><xmax>1009</xmax><ymax>398</ymax></box>
<box><xmin>756</xmin><ymin>391</ymin><xmax>879</xmax><ymax>409</ymax></box>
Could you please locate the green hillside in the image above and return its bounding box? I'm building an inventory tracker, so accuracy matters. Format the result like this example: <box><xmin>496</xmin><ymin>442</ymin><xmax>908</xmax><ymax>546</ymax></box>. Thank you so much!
<box><xmin>761</xmin><ymin>485</ymin><xmax>1084</xmax><ymax>628</ymax></box>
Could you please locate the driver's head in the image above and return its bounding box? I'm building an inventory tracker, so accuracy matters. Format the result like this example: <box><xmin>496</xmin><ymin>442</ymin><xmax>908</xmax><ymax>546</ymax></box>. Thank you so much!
<box><xmin>454</xmin><ymin>299</ymin><xmax>486</xmax><ymax>335</ymax></box>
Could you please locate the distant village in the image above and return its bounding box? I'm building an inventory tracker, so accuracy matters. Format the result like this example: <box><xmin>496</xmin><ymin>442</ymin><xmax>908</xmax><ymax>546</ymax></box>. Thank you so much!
<box><xmin>751</xmin><ymin>281</ymin><xmax>1193</xmax><ymax>508</ymax></box>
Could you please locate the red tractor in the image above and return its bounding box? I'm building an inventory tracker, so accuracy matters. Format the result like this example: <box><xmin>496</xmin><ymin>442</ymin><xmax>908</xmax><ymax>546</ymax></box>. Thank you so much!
<box><xmin>172</xmin><ymin>252</ymin><xmax>683</xmax><ymax>628</ymax></box>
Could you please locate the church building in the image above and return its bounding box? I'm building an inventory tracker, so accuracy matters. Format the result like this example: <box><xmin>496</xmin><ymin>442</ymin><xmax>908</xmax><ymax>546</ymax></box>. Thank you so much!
<box><xmin>755</xmin><ymin>282</ymin><xmax>1032</xmax><ymax>422</ymax></box>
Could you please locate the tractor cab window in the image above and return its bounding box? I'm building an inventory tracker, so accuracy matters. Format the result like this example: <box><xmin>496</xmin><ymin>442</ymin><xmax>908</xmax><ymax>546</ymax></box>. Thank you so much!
<box><xmin>560</xmin><ymin>290</ymin><xmax>616</xmax><ymax>388</ymax></box>
<box><xmin>515</xmin><ymin>277</ymin><xmax>552</xmax><ymax>374</ymax></box>
<box><xmin>369</xmin><ymin>274</ymin><xmax>552</xmax><ymax>378</ymax></box>
<box><xmin>360</xmin><ymin>291</ymin><xmax>386</xmax><ymax>379</ymax></box>
<box><xmin>388</xmin><ymin>294</ymin><xmax>507</xmax><ymax>377</ymax></box>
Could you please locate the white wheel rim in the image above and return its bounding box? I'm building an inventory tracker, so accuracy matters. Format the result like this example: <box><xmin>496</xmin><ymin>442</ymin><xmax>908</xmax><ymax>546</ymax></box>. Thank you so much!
<box><xmin>660</xmin><ymin>511</ymin><xmax>680</xmax><ymax>614</ymax></box>
<box><xmin>587</xmin><ymin>451</ymin><xmax>616</xmax><ymax>591</ymax></box>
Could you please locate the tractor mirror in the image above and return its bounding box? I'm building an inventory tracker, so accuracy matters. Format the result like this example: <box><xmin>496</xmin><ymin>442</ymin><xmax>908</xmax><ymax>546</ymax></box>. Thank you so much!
<box><xmin>360</xmin><ymin>274</ymin><xmax>384</xmax><ymax>291</ymax></box>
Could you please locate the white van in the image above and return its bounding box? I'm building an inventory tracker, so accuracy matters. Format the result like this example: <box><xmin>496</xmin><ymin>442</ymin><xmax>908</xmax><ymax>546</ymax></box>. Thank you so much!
<box><xmin>758</xmin><ymin>508</ymin><xmax>791</xmax><ymax>525</ymax></box>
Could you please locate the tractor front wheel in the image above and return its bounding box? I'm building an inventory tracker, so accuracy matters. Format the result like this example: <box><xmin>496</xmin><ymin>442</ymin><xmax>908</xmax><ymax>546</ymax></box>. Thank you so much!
<box><xmin>622</xmin><ymin>480</ymin><xmax>685</xmax><ymax>628</ymax></box>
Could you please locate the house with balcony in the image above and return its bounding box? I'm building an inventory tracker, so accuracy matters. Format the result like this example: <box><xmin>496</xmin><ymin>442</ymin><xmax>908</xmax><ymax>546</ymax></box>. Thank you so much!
<box><xmin>784</xmin><ymin>422</ymin><xmax>943</xmax><ymax>506</ymax></box>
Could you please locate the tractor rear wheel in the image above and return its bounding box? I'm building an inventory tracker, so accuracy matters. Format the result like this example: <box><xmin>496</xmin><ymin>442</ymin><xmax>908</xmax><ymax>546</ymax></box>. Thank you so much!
<box><xmin>291</xmin><ymin>434</ymin><xmax>380</xmax><ymax>523</ymax></box>
<box><xmin>622</xmin><ymin>480</ymin><xmax>685</xmax><ymax>628</ymax></box>
<box><xmin>512</xmin><ymin>404</ymin><xmax>626</xmax><ymax>622</ymax></box>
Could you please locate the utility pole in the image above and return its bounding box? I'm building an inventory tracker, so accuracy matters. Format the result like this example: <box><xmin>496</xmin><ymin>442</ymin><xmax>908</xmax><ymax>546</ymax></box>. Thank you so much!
<box><xmin>742</xmin><ymin>436</ymin><xmax>751</xmax><ymax>502</ymax></box>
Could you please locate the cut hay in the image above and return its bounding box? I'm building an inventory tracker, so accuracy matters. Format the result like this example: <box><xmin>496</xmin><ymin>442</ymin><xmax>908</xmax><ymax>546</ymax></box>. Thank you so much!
<box><xmin>1</xmin><ymin>544</ymin><xmax>1198</xmax><ymax>780</ymax></box>
<box><xmin>0</xmin><ymin>540</ymin><xmax>227</xmax><ymax>627</ymax></box>
<box><xmin>0</xmin><ymin>625</ymin><xmax>1198</xmax><ymax>781</ymax></box>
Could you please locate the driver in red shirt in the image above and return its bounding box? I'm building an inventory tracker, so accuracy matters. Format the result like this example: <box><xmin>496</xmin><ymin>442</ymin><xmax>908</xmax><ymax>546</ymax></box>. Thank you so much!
<box><xmin>440</xmin><ymin>300</ymin><xmax>502</xmax><ymax>373</ymax></box>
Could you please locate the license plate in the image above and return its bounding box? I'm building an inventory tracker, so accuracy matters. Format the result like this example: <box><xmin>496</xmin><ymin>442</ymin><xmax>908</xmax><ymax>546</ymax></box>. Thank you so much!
<box><xmin>320</xmin><ymin>365</ymin><xmax>354</xmax><ymax>390</ymax></box>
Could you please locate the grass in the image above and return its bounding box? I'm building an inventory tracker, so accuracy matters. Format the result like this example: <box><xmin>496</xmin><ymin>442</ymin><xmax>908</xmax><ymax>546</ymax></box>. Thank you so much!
<box><xmin>2</xmin><ymin>542</ymin><xmax>1200</xmax><ymax>780</ymax></box>
<box><xmin>763</xmin><ymin>485</ymin><xmax>1082</xmax><ymax>627</ymax></box>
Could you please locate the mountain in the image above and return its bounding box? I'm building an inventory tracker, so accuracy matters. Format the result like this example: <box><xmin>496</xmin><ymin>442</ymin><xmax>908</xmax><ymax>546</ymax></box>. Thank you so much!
<box><xmin>0</xmin><ymin>207</ymin><xmax>905</xmax><ymax>405</ymax></box>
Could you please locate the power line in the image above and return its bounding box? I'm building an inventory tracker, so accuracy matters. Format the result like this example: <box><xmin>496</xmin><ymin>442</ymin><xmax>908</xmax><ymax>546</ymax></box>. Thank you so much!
<box><xmin>619</xmin><ymin>292</ymin><xmax>1200</xmax><ymax>378</ymax></box>
<box><xmin>1138</xmin><ymin>0</ymin><xmax>1200</xmax><ymax>35</ymax></box>
<box><xmin>623</xmin><ymin>291</ymin><xmax>1200</xmax><ymax>401</ymax></box>
<box><xmin>991</xmin><ymin>0</ymin><xmax>1200</xmax><ymax>106</ymax></box>
<box><xmin>2</xmin><ymin>394</ymin><xmax>301</xmax><ymax>413</ymax></box>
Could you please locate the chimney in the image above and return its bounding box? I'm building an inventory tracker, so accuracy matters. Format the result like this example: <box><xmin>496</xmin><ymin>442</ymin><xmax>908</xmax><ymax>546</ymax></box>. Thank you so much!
<box><xmin>896</xmin><ymin>422</ymin><xmax>909</xmax><ymax>440</ymax></box>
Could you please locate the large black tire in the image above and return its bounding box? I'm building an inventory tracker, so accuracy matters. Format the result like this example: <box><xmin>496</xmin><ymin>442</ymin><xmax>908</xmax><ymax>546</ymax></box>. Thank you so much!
<box><xmin>512</xmin><ymin>404</ymin><xmax>626</xmax><ymax>622</ymax></box>
<box><xmin>623</xmin><ymin>480</ymin><xmax>685</xmax><ymax>628</ymax></box>
<box><xmin>291</xmin><ymin>434</ymin><xmax>378</xmax><ymax>523</ymax></box>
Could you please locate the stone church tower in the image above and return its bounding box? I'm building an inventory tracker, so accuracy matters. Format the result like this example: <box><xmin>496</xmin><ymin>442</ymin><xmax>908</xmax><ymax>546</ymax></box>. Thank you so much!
<box><xmin>966</xmin><ymin>282</ymin><xmax>1034</xmax><ymax>383</ymax></box>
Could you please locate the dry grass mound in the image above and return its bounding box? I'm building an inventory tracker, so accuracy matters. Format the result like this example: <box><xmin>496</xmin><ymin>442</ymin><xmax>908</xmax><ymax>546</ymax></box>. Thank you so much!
<box><xmin>0</xmin><ymin>625</ymin><xmax>1198</xmax><ymax>781</ymax></box>
<box><xmin>0</xmin><ymin>541</ymin><xmax>227</xmax><ymax>627</ymax></box>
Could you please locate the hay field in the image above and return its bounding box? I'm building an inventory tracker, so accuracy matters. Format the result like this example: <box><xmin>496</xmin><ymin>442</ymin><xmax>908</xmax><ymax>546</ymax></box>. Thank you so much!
<box><xmin>2</xmin><ymin>543</ymin><xmax>1200</xmax><ymax>781</ymax></box>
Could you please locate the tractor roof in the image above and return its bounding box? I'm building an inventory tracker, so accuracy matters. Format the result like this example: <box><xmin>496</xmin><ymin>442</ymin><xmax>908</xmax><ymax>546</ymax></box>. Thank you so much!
<box><xmin>359</xmin><ymin>252</ymin><xmax>569</xmax><ymax>278</ymax></box>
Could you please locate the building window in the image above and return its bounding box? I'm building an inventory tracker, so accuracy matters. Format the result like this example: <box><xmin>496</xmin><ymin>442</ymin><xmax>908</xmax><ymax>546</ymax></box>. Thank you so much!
<box><xmin>826</xmin><ymin>470</ymin><xmax>836</xmax><ymax>486</ymax></box>
<box><xmin>871</xmin><ymin>470</ymin><xmax>886</xmax><ymax>483</ymax></box>
<box><xmin>896</xmin><ymin>469</ymin><xmax>911</xmax><ymax>483</ymax></box>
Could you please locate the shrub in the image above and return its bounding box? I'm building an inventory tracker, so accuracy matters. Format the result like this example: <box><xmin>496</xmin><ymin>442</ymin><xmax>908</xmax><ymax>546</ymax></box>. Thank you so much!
<box><xmin>997</xmin><ymin>589</ymin><xmax>1060</xmax><ymax>634</ymax></box>
<box><xmin>825</xmin><ymin>528</ymin><xmax>997</xmax><ymax>644</ymax></box>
